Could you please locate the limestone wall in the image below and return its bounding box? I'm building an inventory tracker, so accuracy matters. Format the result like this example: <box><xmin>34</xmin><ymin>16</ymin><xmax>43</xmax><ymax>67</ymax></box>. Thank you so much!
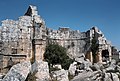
<box><xmin>0</xmin><ymin>5</ymin><xmax>113</xmax><ymax>65</ymax></box>
<box><xmin>47</xmin><ymin>28</ymin><xmax>87</xmax><ymax>58</ymax></box>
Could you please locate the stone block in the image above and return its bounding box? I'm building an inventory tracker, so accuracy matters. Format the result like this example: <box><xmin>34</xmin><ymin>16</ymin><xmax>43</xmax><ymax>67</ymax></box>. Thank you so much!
<box><xmin>51</xmin><ymin>69</ymin><xmax>69</xmax><ymax>81</ymax></box>
<box><xmin>2</xmin><ymin>61</ymin><xmax>31</xmax><ymax>81</ymax></box>
<box><xmin>31</xmin><ymin>60</ymin><xmax>50</xmax><ymax>81</ymax></box>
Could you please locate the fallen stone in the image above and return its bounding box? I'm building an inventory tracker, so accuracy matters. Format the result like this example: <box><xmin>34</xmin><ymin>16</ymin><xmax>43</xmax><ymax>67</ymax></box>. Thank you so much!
<box><xmin>83</xmin><ymin>59</ymin><xmax>92</xmax><ymax>71</ymax></box>
<box><xmin>71</xmin><ymin>71</ymin><xmax>101</xmax><ymax>81</ymax></box>
<box><xmin>51</xmin><ymin>69</ymin><xmax>69</xmax><ymax>81</ymax></box>
<box><xmin>106</xmin><ymin>65</ymin><xmax>116</xmax><ymax>72</ymax></box>
<box><xmin>111</xmin><ymin>73</ymin><xmax>120</xmax><ymax>81</ymax></box>
<box><xmin>0</xmin><ymin>74</ymin><xmax>3</xmax><ymax>79</ymax></box>
<box><xmin>91</xmin><ymin>63</ymin><xmax>101</xmax><ymax>71</ymax></box>
<box><xmin>53</xmin><ymin>64</ymin><xmax>62</xmax><ymax>70</ymax></box>
<box><xmin>111</xmin><ymin>59</ymin><xmax>116</xmax><ymax>65</ymax></box>
<box><xmin>0</xmin><ymin>73</ymin><xmax>5</xmax><ymax>81</ymax></box>
<box><xmin>69</xmin><ymin>62</ymin><xmax>77</xmax><ymax>76</ymax></box>
<box><xmin>32</xmin><ymin>60</ymin><xmax>50</xmax><ymax>81</ymax></box>
<box><xmin>117</xmin><ymin>62</ymin><xmax>120</xmax><ymax>66</ymax></box>
<box><xmin>2</xmin><ymin>61</ymin><xmax>31</xmax><ymax>81</ymax></box>
<box><xmin>116</xmin><ymin>65</ymin><xmax>120</xmax><ymax>72</ymax></box>
<box><xmin>104</xmin><ymin>73</ymin><xmax>112</xmax><ymax>81</ymax></box>
<box><xmin>79</xmin><ymin>63</ymin><xmax>85</xmax><ymax>70</ymax></box>
<box><xmin>75</xmin><ymin>57</ymin><xmax>84</xmax><ymax>63</ymax></box>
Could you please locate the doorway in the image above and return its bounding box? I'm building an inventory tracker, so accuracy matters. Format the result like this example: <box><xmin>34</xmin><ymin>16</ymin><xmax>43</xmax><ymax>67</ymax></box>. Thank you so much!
<box><xmin>102</xmin><ymin>50</ymin><xmax>109</xmax><ymax>62</ymax></box>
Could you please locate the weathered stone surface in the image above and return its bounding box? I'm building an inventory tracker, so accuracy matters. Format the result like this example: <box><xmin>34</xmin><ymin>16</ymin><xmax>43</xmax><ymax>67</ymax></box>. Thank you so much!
<box><xmin>0</xmin><ymin>73</ymin><xmax>5</xmax><ymax>81</ymax></box>
<box><xmin>69</xmin><ymin>62</ymin><xmax>77</xmax><ymax>76</ymax></box>
<box><xmin>51</xmin><ymin>69</ymin><xmax>69</xmax><ymax>81</ymax></box>
<box><xmin>0</xmin><ymin>74</ymin><xmax>3</xmax><ymax>81</ymax></box>
<box><xmin>104</xmin><ymin>73</ymin><xmax>112</xmax><ymax>81</ymax></box>
<box><xmin>104</xmin><ymin>73</ymin><xmax>120</xmax><ymax>81</ymax></box>
<box><xmin>83</xmin><ymin>59</ymin><xmax>92</xmax><ymax>71</ymax></box>
<box><xmin>31</xmin><ymin>60</ymin><xmax>50</xmax><ymax>81</ymax></box>
<box><xmin>2</xmin><ymin>61</ymin><xmax>31</xmax><ymax>81</ymax></box>
<box><xmin>71</xmin><ymin>71</ymin><xmax>101</xmax><ymax>81</ymax></box>
<box><xmin>111</xmin><ymin>73</ymin><xmax>119</xmax><ymax>81</ymax></box>
<box><xmin>117</xmin><ymin>65</ymin><xmax>120</xmax><ymax>72</ymax></box>
<box><xmin>75</xmin><ymin>53</ymin><xmax>85</xmax><ymax>63</ymax></box>
<box><xmin>53</xmin><ymin>64</ymin><xmax>62</xmax><ymax>70</ymax></box>
<box><xmin>106</xmin><ymin>59</ymin><xmax>116</xmax><ymax>71</ymax></box>
<box><xmin>70</xmin><ymin>61</ymin><xmax>120</xmax><ymax>81</ymax></box>
<box><xmin>111</xmin><ymin>59</ymin><xmax>116</xmax><ymax>65</ymax></box>
<box><xmin>90</xmin><ymin>63</ymin><xmax>103</xmax><ymax>71</ymax></box>
<box><xmin>117</xmin><ymin>62</ymin><xmax>120</xmax><ymax>66</ymax></box>
<box><xmin>0</xmin><ymin>5</ymin><xmax>114</xmax><ymax>70</ymax></box>
<box><xmin>69</xmin><ymin>55</ymin><xmax>93</xmax><ymax>76</ymax></box>
<box><xmin>0</xmin><ymin>5</ymin><xmax>120</xmax><ymax>81</ymax></box>
<box><xmin>0</xmin><ymin>74</ymin><xmax>3</xmax><ymax>79</ymax></box>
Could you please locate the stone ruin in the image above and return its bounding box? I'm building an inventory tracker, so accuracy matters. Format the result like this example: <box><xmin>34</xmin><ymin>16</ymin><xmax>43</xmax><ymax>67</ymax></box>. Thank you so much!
<box><xmin>0</xmin><ymin>5</ymin><xmax>116</xmax><ymax>74</ymax></box>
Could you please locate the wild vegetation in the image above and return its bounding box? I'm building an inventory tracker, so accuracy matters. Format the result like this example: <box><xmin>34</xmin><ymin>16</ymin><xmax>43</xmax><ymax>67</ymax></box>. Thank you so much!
<box><xmin>44</xmin><ymin>43</ymin><xmax>74</xmax><ymax>70</ymax></box>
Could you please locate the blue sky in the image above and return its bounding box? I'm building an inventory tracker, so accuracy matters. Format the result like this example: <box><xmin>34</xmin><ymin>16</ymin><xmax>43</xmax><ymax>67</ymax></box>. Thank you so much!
<box><xmin>0</xmin><ymin>0</ymin><xmax>120</xmax><ymax>49</ymax></box>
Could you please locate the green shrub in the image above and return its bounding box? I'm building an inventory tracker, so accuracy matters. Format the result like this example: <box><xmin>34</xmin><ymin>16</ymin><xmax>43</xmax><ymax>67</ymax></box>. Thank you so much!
<box><xmin>44</xmin><ymin>43</ymin><xmax>74</xmax><ymax>70</ymax></box>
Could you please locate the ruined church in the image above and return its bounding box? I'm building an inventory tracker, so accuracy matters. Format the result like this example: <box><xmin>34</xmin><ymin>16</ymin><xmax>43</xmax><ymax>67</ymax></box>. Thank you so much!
<box><xmin>0</xmin><ymin>5</ymin><xmax>112</xmax><ymax>72</ymax></box>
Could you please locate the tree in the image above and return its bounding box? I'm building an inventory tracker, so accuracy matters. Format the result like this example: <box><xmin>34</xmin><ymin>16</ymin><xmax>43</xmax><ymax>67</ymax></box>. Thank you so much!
<box><xmin>44</xmin><ymin>43</ymin><xmax>74</xmax><ymax>70</ymax></box>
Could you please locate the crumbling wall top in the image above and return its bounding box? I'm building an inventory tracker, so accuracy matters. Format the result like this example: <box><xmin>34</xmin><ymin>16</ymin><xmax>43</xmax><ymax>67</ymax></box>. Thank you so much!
<box><xmin>24</xmin><ymin>5</ymin><xmax>38</xmax><ymax>17</ymax></box>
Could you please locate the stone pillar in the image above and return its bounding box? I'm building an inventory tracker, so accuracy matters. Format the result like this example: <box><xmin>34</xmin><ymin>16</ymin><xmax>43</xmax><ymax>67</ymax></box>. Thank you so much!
<box><xmin>35</xmin><ymin>44</ymin><xmax>46</xmax><ymax>61</ymax></box>
<box><xmin>35</xmin><ymin>45</ymin><xmax>42</xmax><ymax>61</ymax></box>
<box><xmin>41</xmin><ymin>46</ymin><xmax>45</xmax><ymax>60</ymax></box>
<box><xmin>86</xmin><ymin>51</ymin><xmax>93</xmax><ymax>63</ymax></box>
<box><xmin>96</xmin><ymin>51</ymin><xmax>102</xmax><ymax>63</ymax></box>
<box><xmin>108</xmin><ymin>46</ymin><xmax>112</xmax><ymax>62</ymax></box>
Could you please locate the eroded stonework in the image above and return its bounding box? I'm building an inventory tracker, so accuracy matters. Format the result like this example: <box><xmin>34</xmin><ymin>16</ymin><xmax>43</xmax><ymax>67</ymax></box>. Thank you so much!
<box><xmin>2</xmin><ymin>61</ymin><xmax>31</xmax><ymax>81</ymax></box>
<box><xmin>0</xmin><ymin>5</ymin><xmax>114</xmax><ymax>73</ymax></box>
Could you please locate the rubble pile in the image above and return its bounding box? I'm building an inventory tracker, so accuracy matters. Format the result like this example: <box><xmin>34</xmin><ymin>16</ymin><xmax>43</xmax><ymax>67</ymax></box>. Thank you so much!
<box><xmin>0</xmin><ymin>55</ymin><xmax>120</xmax><ymax>81</ymax></box>
<box><xmin>70</xmin><ymin>56</ymin><xmax>120</xmax><ymax>81</ymax></box>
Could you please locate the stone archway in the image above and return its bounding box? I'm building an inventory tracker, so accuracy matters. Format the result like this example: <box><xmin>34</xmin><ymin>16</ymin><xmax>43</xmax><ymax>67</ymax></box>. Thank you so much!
<box><xmin>102</xmin><ymin>50</ymin><xmax>109</xmax><ymax>62</ymax></box>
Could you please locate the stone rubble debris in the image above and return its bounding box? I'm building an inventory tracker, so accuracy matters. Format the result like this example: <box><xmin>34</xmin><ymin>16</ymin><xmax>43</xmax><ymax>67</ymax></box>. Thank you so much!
<box><xmin>2</xmin><ymin>61</ymin><xmax>31</xmax><ymax>81</ymax></box>
<box><xmin>51</xmin><ymin>69</ymin><xmax>69</xmax><ymax>81</ymax></box>
<box><xmin>70</xmin><ymin>58</ymin><xmax>120</xmax><ymax>81</ymax></box>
